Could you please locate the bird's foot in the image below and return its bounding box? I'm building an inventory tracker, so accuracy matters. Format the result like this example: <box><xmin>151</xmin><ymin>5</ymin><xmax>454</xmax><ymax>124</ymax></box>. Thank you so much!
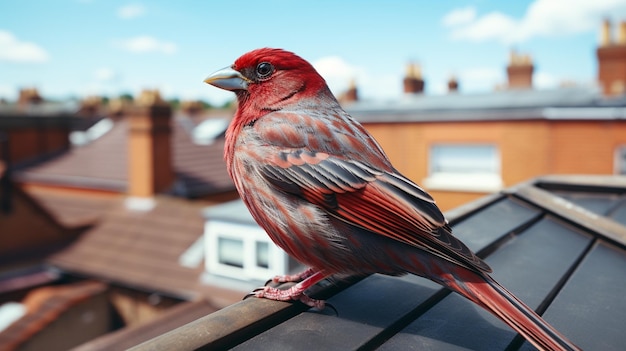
<box><xmin>267</xmin><ymin>267</ymin><xmax>316</xmax><ymax>284</ymax></box>
<box><xmin>254</xmin><ymin>284</ymin><xmax>325</xmax><ymax>309</ymax></box>
<box><xmin>248</xmin><ymin>270</ymin><xmax>328</xmax><ymax>309</ymax></box>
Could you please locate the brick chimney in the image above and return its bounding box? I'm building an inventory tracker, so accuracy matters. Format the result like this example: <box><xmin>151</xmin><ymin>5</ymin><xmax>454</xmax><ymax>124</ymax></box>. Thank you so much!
<box><xmin>17</xmin><ymin>88</ymin><xmax>43</xmax><ymax>108</ymax></box>
<box><xmin>339</xmin><ymin>79</ymin><xmax>359</xmax><ymax>104</ymax></box>
<box><xmin>180</xmin><ymin>100</ymin><xmax>204</xmax><ymax>115</ymax></box>
<box><xmin>403</xmin><ymin>63</ymin><xmax>424</xmax><ymax>94</ymax></box>
<box><xmin>506</xmin><ymin>50</ymin><xmax>534</xmax><ymax>89</ymax></box>
<box><xmin>78</xmin><ymin>96</ymin><xmax>102</xmax><ymax>116</ymax></box>
<box><xmin>597</xmin><ymin>19</ymin><xmax>626</xmax><ymax>96</ymax></box>
<box><xmin>127</xmin><ymin>90</ymin><xmax>174</xmax><ymax>205</ymax></box>
<box><xmin>447</xmin><ymin>75</ymin><xmax>459</xmax><ymax>93</ymax></box>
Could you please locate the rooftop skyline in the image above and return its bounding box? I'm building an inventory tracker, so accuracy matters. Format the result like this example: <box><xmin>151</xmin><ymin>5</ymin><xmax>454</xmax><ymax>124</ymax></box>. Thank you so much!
<box><xmin>2</xmin><ymin>0</ymin><xmax>626</xmax><ymax>105</ymax></box>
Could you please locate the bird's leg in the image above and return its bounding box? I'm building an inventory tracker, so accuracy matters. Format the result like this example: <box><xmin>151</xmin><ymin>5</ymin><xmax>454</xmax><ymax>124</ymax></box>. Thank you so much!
<box><xmin>255</xmin><ymin>270</ymin><xmax>327</xmax><ymax>308</ymax></box>
<box><xmin>269</xmin><ymin>267</ymin><xmax>317</xmax><ymax>284</ymax></box>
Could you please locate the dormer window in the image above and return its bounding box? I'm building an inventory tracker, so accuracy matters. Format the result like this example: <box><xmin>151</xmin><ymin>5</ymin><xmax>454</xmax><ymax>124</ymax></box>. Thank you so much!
<box><xmin>202</xmin><ymin>200</ymin><xmax>299</xmax><ymax>282</ymax></box>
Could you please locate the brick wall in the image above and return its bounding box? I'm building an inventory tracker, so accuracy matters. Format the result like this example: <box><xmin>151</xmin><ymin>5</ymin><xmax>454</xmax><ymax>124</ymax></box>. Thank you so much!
<box><xmin>363</xmin><ymin>119</ymin><xmax>626</xmax><ymax>211</ymax></box>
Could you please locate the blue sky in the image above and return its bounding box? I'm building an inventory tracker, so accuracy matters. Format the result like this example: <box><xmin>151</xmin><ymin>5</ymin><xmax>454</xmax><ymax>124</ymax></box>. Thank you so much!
<box><xmin>2</xmin><ymin>0</ymin><xmax>626</xmax><ymax>105</ymax></box>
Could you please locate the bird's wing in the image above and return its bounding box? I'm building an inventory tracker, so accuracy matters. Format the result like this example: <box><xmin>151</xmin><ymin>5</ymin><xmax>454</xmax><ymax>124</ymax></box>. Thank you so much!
<box><xmin>262</xmin><ymin>149</ymin><xmax>492</xmax><ymax>273</ymax></box>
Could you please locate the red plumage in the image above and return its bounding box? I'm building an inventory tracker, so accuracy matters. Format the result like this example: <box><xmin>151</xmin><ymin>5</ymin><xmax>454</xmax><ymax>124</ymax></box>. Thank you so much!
<box><xmin>205</xmin><ymin>48</ymin><xmax>581</xmax><ymax>351</ymax></box>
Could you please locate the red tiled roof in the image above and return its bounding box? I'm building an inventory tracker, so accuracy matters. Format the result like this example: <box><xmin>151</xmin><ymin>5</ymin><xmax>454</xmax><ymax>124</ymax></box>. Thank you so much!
<box><xmin>0</xmin><ymin>281</ymin><xmax>107</xmax><ymax>351</ymax></box>
<box><xmin>24</xmin><ymin>186</ymin><xmax>121</xmax><ymax>228</ymax></box>
<box><xmin>15</xmin><ymin>117</ymin><xmax>234</xmax><ymax>198</ymax></box>
<box><xmin>47</xmin><ymin>196</ymin><xmax>209</xmax><ymax>300</ymax></box>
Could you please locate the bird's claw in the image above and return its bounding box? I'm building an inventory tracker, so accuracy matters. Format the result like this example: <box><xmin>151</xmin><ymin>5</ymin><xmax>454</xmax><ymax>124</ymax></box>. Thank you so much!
<box><xmin>242</xmin><ymin>287</ymin><xmax>265</xmax><ymax>301</ymax></box>
<box><xmin>245</xmin><ymin>285</ymin><xmax>326</xmax><ymax>309</ymax></box>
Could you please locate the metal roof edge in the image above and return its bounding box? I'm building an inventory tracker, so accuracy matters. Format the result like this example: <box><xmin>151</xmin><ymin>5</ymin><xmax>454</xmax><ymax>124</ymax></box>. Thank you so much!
<box><xmin>506</xmin><ymin>183</ymin><xmax>626</xmax><ymax>248</ymax></box>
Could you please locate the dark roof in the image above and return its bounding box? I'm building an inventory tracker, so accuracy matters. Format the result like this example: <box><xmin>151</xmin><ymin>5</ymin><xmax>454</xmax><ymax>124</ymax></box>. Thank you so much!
<box><xmin>71</xmin><ymin>299</ymin><xmax>220</xmax><ymax>351</ymax></box>
<box><xmin>347</xmin><ymin>87</ymin><xmax>626</xmax><ymax>123</ymax></box>
<box><xmin>0</xmin><ymin>102</ymin><xmax>79</xmax><ymax>119</ymax></box>
<box><xmin>0</xmin><ymin>181</ymin><xmax>84</xmax><ymax>266</ymax></box>
<box><xmin>15</xmin><ymin>117</ymin><xmax>234</xmax><ymax>198</ymax></box>
<box><xmin>46</xmin><ymin>196</ymin><xmax>209</xmax><ymax>300</ymax></box>
<box><xmin>129</xmin><ymin>175</ymin><xmax>626</xmax><ymax>351</ymax></box>
<box><xmin>24</xmin><ymin>187</ymin><xmax>120</xmax><ymax>228</ymax></box>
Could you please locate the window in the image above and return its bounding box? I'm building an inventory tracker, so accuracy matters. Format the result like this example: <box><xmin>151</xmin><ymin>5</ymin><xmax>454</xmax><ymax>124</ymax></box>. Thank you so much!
<box><xmin>205</xmin><ymin>220</ymin><xmax>288</xmax><ymax>281</ymax></box>
<box><xmin>423</xmin><ymin>144</ymin><xmax>503</xmax><ymax>192</ymax></box>
<box><xmin>616</xmin><ymin>146</ymin><xmax>626</xmax><ymax>175</ymax></box>
<box><xmin>218</xmin><ymin>237</ymin><xmax>244</xmax><ymax>268</ymax></box>
<box><xmin>255</xmin><ymin>241</ymin><xmax>269</xmax><ymax>268</ymax></box>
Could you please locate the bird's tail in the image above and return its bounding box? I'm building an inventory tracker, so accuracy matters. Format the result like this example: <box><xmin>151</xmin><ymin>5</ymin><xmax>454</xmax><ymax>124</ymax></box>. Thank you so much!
<box><xmin>447</xmin><ymin>270</ymin><xmax>581</xmax><ymax>351</ymax></box>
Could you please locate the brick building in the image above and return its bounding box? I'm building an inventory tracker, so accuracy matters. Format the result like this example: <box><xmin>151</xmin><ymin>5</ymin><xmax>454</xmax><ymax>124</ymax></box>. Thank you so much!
<box><xmin>345</xmin><ymin>20</ymin><xmax>626</xmax><ymax>211</ymax></box>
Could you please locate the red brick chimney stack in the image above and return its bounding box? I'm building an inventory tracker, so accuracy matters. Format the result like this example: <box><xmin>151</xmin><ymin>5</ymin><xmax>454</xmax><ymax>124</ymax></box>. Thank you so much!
<box><xmin>340</xmin><ymin>79</ymin><xmax>359</xmax><ymax>104</ymax></box>
<box><xmin>17</xmin><ymin>88</ymin><xmax>43</xmax><ymax>109</ymax></box>
<box><xmin>506</xmin><ymin>50</ymin><xmax>534</xmax><ymax>89</ymax></box>
<box><xmin>403</xmin><ymin>63</ymin><xmax>425</xmax><ymax>94</ymax></box>
<box><xmin>447</xmin><ymin>75</ymin><xmax>459</xmax><ymax>93</ymax></box>
<box><xmin>127</xmin><ymin>90</ymin><xmax>174</xmax><ymax>205</ymax></box>
<box><xmin>597</xmin><ymin>19</ymin><xmax>626</xmax><ymax>96</ymax></box>
<box><xmin>78</xmin><ymin>96</ymin><xmax>103</xmax><ymax>116</ymax></box>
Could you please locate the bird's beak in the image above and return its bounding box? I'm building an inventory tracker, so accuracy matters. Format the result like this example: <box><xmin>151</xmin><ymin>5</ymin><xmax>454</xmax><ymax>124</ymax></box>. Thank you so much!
<box><xmin>204</xmin><ymin>66</ymin><xmax>250</xmax><ymax>91</ymax></box>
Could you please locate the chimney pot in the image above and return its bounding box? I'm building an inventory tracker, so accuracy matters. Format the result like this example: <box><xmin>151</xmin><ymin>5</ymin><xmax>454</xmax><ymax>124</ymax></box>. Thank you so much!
<box><xmin>447</xmin><ymin>75</ymin><xmax>459</xmax><ymax>93</ymax></box>
<box><xmin>619</xmin><ymin>21</ymin><xmax>626</xmax><ymax>45</ymax></box>
<box><xmin>341</xmin><ymin>78</ymin><xmax>359</xmax><ymax>103</ymax></box>
<box><xmin>18</xmin><ymin>88</ymin><xmax>43</xmax><ymax>108</ymax></box>
<box><xmin>403</xmin><ymin>62</ymin><xmax>425</xmax><ymax>94</ymax></box>
<box><xmin>506</xmin><ymin>50</ymin><xmax>534</xmax><ymax>89</ymax></box>
<box><xmin>597</xmin><ymin>19</ymin><xmax>626</xmax><ymax>96</ymax></box>
<box><xmin>601</xmin><ymin>18</ymin><xmax>612</xmax><ymax>46</ymax></box>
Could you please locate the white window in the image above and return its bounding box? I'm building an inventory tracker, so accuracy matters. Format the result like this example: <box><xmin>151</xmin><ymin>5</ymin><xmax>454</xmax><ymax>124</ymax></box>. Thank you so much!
<box><xmin>205</xmin><ymin>220</ymin><xmax>289</xmax><ymax>281</ymax></box>
<box><xmin>615</xmin><ymin>146</ymin><xmax>626</xmax><ymax>175</ymax></box>
<box><xmin>423</xmin><ymin>144</ymin><xmax>503</xmax><ymax>192</ymax></box>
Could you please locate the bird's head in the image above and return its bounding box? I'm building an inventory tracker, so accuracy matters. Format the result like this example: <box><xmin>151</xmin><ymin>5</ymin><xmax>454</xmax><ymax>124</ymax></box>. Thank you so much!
<box><xmin>204</xmin><ymin>48</ymin><xmax>333</xmax><ymax>121</ymax></box>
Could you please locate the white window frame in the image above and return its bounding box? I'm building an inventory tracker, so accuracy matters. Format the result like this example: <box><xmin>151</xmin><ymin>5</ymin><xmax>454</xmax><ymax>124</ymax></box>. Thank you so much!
<box><xmin>204</xmin><ymin>220</ymin><xmax>288</xmax><ymax>281</ymax></box>
<box><xmin>615</xmin><ymin>145</ymin><xmax>626</xmax><ymax>175</ymax></box>
<box><xmin>423</xmin><ymin>143</ymin><xmax>503</xmax><ymax>193</ymax></box>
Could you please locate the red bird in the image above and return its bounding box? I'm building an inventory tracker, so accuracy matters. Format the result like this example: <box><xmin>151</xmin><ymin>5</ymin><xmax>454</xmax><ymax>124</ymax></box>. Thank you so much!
<box><xmin>204</xmin><ymin>48</ymin><xmax>580</xmax><ymax>351</ymax></box>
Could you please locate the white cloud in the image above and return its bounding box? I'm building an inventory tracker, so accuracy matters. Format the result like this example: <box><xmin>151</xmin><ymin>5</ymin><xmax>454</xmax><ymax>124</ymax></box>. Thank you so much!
<box><xmin>0</xmin><ymin>30</ymin><xmax>49</xmax><ymax>63</ymax></box>
<box><xmin>450</xmin><ymin>12</ymin><xmax>519</xmax><ymax>43</ymax></box>
<box><xmin>442</xmin><ymin>6</ymin><xmax>476</xmax><ymax>27</ymax></box>
<box><xmin>113</xmin><ymin>36</ymin><xmax>177</xmax><ymax>54</ymax></box>
<box><xmin>444</xmin><ymin>0</ymin><xmax>626</xmax><ymax>44</ymax></box>
<box><xmin>313</xmin><ymin>56</ymin><xmax>359</xmax><ymax>94</ymax></box>
<box><xmin>94</xmin><ymin>67</ymin><xmax>117</xmax><ymax>82</ymax></box>
<box><xmin>117</xmin><ymin>4</ymin><xmax>146</xmax><ymax>19</ymax></box>
<box><xmin>312</xmin><ymin>56</ymin><xmax>401</xmax><ymax>100</ymax></box>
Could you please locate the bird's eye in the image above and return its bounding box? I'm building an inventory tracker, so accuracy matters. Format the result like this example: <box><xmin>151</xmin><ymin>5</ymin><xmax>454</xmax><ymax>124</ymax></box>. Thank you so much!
<box><xmin>256</xmin><ymin>62</ymin><xmax>274</xmax><ymax>78</ymax></box>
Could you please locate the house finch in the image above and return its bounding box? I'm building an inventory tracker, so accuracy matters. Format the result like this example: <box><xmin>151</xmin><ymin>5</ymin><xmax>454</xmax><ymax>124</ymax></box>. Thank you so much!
<box><xmin>204</xmin><ymin>48</ymin><xmax>580</xmax><ymax>351</ymax></box>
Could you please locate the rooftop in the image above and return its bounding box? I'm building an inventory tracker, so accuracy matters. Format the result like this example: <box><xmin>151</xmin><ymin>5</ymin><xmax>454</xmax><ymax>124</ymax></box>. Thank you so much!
<box><xmin>347</xmin><ymin>87</ymin><xmax>626</xmax><ymax>123</ymax></box>
<box><xmin>129</xmin><ymin>175</ymin><xmax>626</xmax><ymax>351</ymax></box>
<box><xmin>0</xmin><ymin>280</ymin><xmax>108</xmax><ymax>350</ymax></box>
<box><xmin>14</xmin><ymin>116</ymin><xmax>234</xmax><ymax>198</ymax></box>
<box><xmin>46</xmin><ymin>195</ymin><xmax>210</xmax><ymax>300</ymax></box>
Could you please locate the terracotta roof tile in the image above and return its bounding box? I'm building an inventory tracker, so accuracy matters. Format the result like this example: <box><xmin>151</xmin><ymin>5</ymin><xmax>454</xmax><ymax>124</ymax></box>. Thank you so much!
<box><xmin>47</xmin><ymin>196</ymin><xmax>209</xmax><ymax>299</ymax></box>
<box><xmin>24</xmin><ymin>186</ymin><xmax>121</xmax><ymax>228</ymax></box>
